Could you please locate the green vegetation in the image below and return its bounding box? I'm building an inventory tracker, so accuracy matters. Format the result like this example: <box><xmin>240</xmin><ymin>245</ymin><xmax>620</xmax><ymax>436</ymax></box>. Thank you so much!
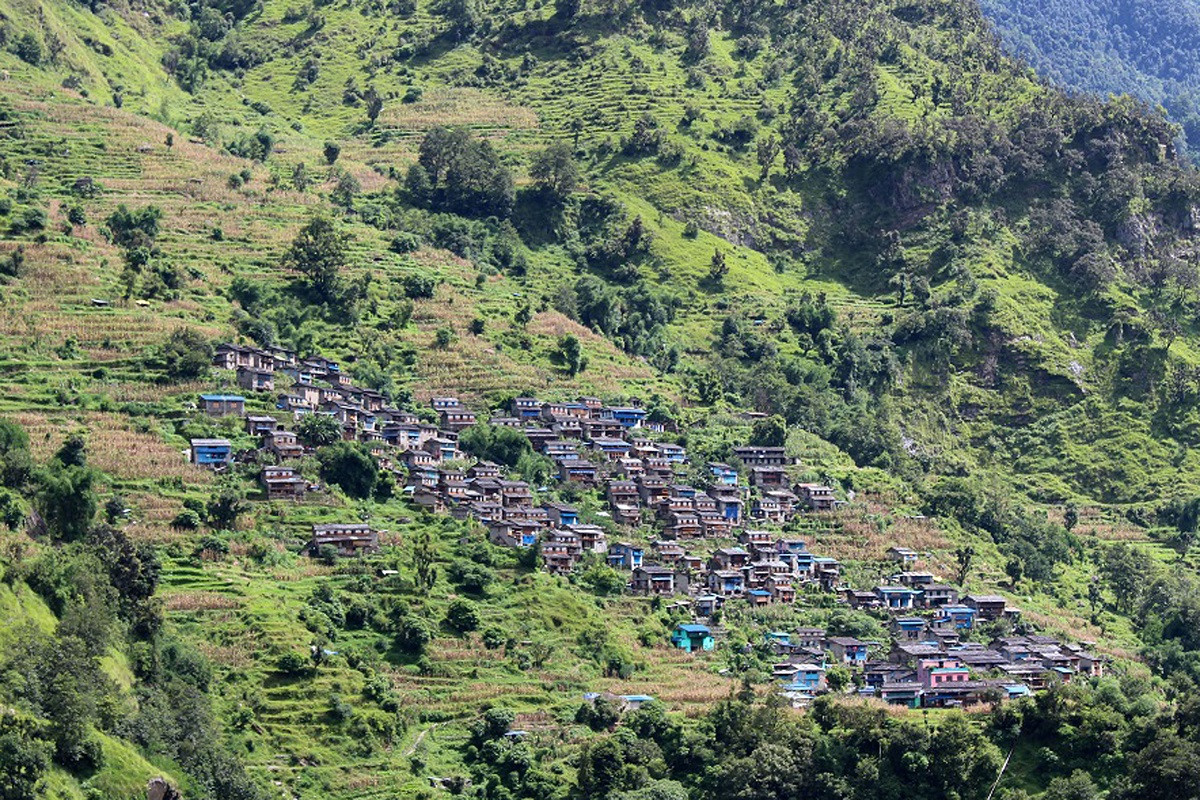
<box><xmin>982</xmin><ymin>0</ymin><xmax>1200</xmax><ymax>153</ymax></box>
<box><xmin>2</xmin><ymin>0</ymin><xmax>1200</xmax><ymax>796</ymax></box>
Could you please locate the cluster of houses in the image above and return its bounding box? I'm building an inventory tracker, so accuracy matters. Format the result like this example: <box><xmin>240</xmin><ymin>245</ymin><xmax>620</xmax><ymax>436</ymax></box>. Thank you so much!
<box><xmin>669</xmin><ymin>619</ymin><xmax>1105</xmax><ymax>709</ymax></box>
<box><xmin>188</xmin><ymin>345</ymin><xmax>1106</xmax><ymax>708</ymax></box>
<box><xmin>189</xmin><ymin>354</ymin><xmax>851</xmax><ymax>580</ymax></box>
<box><xmin>614</xmin><ymin>529</ymin><xmax>843</xmax><ymax>609</ymax></box>
<box><xmin>760</xmin><ymin>627</ymin><xmax>1103</xmax><ymax>708</ymax></box>
<box><xmin>666</xmin><ymin>545</ymin><xmax>1103</xmax><ymax>707</ymax></box>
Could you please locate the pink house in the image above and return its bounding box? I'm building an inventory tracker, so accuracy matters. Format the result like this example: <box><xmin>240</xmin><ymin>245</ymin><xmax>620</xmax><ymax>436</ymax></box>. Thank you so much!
<box><xmin>917</xmin><ymin>657</ymin><xmax>969</xmax><ymax>688</ymax></box>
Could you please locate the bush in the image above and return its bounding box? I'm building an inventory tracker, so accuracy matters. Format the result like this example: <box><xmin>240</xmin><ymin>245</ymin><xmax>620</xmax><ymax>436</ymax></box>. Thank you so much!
<box><xmin>402</xmin><ymin>273</ymin><xmax>437</xmax><ymax>299</ymax></box>
<box><xmin>444</xmin><ymin>599</ymin><xmax>480</xmax><ymax>633</ymax></box>
<box><xmin>482</xmin><ymin>626</ymin><xmax>506</xmax><ymax>649</ymax></box>
<box><xmin>389</xmin><ymin>233</ymin><xmax>421</xmax><ymax>254</ymax></box>
<box><xmin>278</xmin><ymin>651</ymin><xmax>308</xmax><ymax>675</ymax></box>
<box><xmin>171</xmin><ymin>509</ymin><xmax>202</xmax><ymax>530</ymax></box>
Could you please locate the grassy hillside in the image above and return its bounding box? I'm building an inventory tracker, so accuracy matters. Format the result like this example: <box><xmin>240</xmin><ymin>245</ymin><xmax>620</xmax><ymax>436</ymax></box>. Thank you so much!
<box><xmin>1</xmin><ymin>0</ymin><xmax>1200</xmax><ymax>798</ymax></box>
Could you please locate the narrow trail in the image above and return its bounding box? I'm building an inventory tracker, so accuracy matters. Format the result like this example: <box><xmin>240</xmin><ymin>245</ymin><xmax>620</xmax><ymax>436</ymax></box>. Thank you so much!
<box><xmin>404</xmin><ymin>723</ymin><xmax>438</xmax><ymax>757</ymax></box>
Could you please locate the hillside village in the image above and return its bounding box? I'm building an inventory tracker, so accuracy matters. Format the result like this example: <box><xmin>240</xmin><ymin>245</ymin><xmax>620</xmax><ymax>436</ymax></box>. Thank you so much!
<box><xmin>194</xmin><ymin>341</ymin><xmax>1105</xmax><ymax>711</ymax></box>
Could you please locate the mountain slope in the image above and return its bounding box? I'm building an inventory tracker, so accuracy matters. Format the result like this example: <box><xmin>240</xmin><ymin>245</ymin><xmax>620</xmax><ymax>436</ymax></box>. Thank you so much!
<box><xmin>1</xmin><ymin>0</ymin><xmax>1200</xmax><ymax>798</ymax></box>
<box><xmin>980</xmin><ymin>0</ymin><xmax>1200</xmax><ymax>151</ymax></box>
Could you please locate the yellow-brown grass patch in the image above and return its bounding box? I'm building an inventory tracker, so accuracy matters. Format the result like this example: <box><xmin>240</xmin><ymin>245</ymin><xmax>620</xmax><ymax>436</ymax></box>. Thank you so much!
<box><xmin>165</xmin><ymin>591</ymin><xmax>242</xmax><ymax>611</ymax></box>
<box><xmin>3</xmin><ymin>410</ymin><xmax>211</xmax><ymax>485</ymax></box>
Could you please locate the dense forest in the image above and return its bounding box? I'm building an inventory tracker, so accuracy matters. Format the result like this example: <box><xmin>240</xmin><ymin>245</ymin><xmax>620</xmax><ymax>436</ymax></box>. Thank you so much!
<box><xmin>981</xmin><ymin>0</ymin><xmax>1200</xmax><ymax>152</ymax></box>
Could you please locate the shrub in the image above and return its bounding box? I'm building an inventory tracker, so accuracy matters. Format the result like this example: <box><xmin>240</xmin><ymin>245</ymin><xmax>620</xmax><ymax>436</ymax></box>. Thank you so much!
<box><xmin>444</xmin><ymin>599</ymin><xmax>480</xmax><ymax>633</ymax></box>
<box><xmin>277</xmin><ymin>651</ymin><xmax>308</xmax><ymax>675</ymax></box>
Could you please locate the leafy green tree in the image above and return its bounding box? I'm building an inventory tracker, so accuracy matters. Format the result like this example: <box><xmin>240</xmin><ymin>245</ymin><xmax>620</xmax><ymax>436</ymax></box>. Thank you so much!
<box><xmin>1005</xmin><ymin>557</ymin><xmax>1024</xmax><ymax>586</ymax></box>
<box><xmin>955</xmin><ymin>545</ymin><xmax>975</xmax><ymax>585</ymax></box>
<box><xmin>1064</xmin><ymin>502</ymin><xmax>1079</xmax><ymax>531</ymax></box>
<box><xmin>392</xmin><ymin>610</ymin><xmax>434</xmax><ymax>655</ymax></box>
<box><xmin>411</xmin><ymin>528</ymin><xmax>439</xmax><ymax>592</ymax></box>
<box><xmin>0</xmin><ymin>729</ymin><xmax>52</xmax><ymax>800</ymax></box>
<box><xmin>160</xmin><ymin>327</ymin><xmax>212</xmax><ymax>381</ymax></box>
<box><xmin>456</xmin><ymin>422</ymin><xmax>532</xmax><ymax>465</ymax></box>
<box><xmin>530</xmin><ymin>141</ymin><xmax>579</xmax><ymax>203</ymax></box>
<box><xmin>750</xmin><ymin>415</ymin><xmax>787</xmax><ymax>447</ymax></box>
<box><xmin>440</xmin><ymin>0</ymin><xmax>481</xmax><ymax>39</ymax></box>
<box><xmin>14</xmin><ymin>33</ymin><xmax>43</xmax><ymax>65</ymax></box>
<box><xmin>825</xmin><ymin>664</ymin><xmax>850</xmax><ymax>692</ymax></box>
<box><xmin>557</xmin><ymin>333</ymin><xmax>587</xmax><ymax>375</ymax></box>
<box><xmin>206</xmin><ymin>487</ymin><xmax>247</xmax><ymax>530</ymax></box>
<box><xmin>105</xmin><ymin>205</ymin><xmax>162</xmax><ymax>249</ymax></box>
<box><xmin>516</xmin><ymin>451</ymin><xmax>555</xmax><ymax>485</ymax></box>
<box><xmin>756</xmin><ymin>134</ymin><xmax>781</xmax><ymax>180</ymax></box>
<box><xmin>364</xmin><ymin>87</ymin><xmax>384</xmax><ymax>125</ymax></box>
<box><xmin>0</xmin><ymin>419</ymin><xmax>32</xmax><ymax>488</ymax></box>
<box><xmin>1044</xmin><ymin>770</ymin><xmax>1100</xmax><ymax>800</ymax></box>
<box><xmin>1101</xmin><ymin>543</ymin><xmax>1155</xmax><ymax>613</ymax></box>
<box><xmin>553</xmin><ymin>0</ymin><xmax>580</xmax><ymax>20</ymax></box>
<box><xmin>291</xmin><ymin>161</ymin><xmax>312</xmax><ymax>191</ymax></box>
<box><xmin>614</xmin><ymin>780</ymin><xmax>689</xmax><ymax>800</ymax></box>
<box><xmin>445</xmin><ymin>598</ymin><xmax>480</xmax><ymax>633</ymax></box>
<box><xmin>1088</xmin><ymin>576</ymin><xmax>1104</xmax><ymax>614</ymax></box>
<box><xmin>580</xmin><ymin>564</ymin><xmax>625</xmax><ymax>596</ymax></box>
<box><xmin>577</xmin><ymin>737</ymin><xmax>628</xmax><ymax>798</ymax></box>
<box><xmin>323</xmin><ymin>140</ymin><xmax>341</xmax><ymax>165</ymax></box>
<box><xmin>35</xmin><ymin>465</ymin><xmax>97</xmax><ymax>541</ymax></box>
<box><xmin>277</xmin><ymin>651</ymin><xmax>308</xmax><ymax>675</ymax></box>
<box><xmin>412</xmin><ymin>126</ymin><xmax>514</xmax><ymax>217</ymax></box>
<box><xmin>448</xmin><ymin>559</ymin><xmax>493</xmax><ymax>594</ymax></box>
<box><xmin>297</xmin><ymin>412</ymin><xmax>343</xmax><ymax>447</ymax></box>
<box><xmin>282</xmin><ymin>215</ymin><xmax>349</xmax><ymax>300</ymax></box>
<box><xmin>54</xmin><ymin>434</ymin><xmax>87</xmax><ymax>468</ymax></box>
<box><xmin>0</xmin><ymin>490</ymin><xmax>24</xmax><ymax>529</ymax></box>
<box><xmin>317</xmin><ymin>442</ymin><xmax>379</xmax><ymax>499</ymax></box>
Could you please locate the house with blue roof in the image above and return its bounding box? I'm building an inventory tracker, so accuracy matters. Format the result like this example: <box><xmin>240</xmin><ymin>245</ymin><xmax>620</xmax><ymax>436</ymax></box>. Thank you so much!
<box><xmin>875</xmin><ymin>585</ymin><xmax>921</xmax><ymax>611</ymax></box>
<box><xmin>693</xmin><ymin>594</ymin><xmax>721</xmax><ymax>617</ymax></box>
<box><xmin>747</xmin><ymin>588</ymin><xmax>773</xmax><ymax>606</ymax></box>
<box><xmin>671</xmin><ymin>624</ymin><xmax>714</xmax><ymax>652</ymax></box>
<box><xmin>937</xmin><ymin>605</ymin><xmax>978</xmax><ymax>629</ymax></box>
<box><xmin>776</xmin><ymin>662</ymin><xmax>826</xmax><ymax>691</ymax></box>
<box><xmin>708</xmin><ymin>462</ymin><xmax>738</xmax><ymax>486</ymax></box>
<box><xmin>658</xmin><ymin>443</ymin><xmax>686</xmax><ymax>463</ymax></box>
<box><xmin>190</xmin><ymin>438</ymin><xmax>232</xmax><ymax>467</ymax></box>
<box><xmin>620</xmin><ymin>695</ymin><xmax>655</xmax><ymax>710</ymax></box>
<box><xmin>199</xmin><ymin>393</ymin><xmax>245</xmax><ymax>417</ymax></box>
<box><xmin>607</xmin><ymin>407</ymin><xmax>647</xmax><ymax>428</ymax></box>
<box><xmin>511</xmin><ymin>397</ymin><xmax>542</xmax><ymax>419</ymax></box>
<box><xmin>827</xmin><ymin>637</ymin><xmax>869</xmax><ymax>666</ymax></box>
<box><xmin>891</xmin><ymin>617</ymin><xmax>927</xmax><ymax>640</ymax></box>
<box><xmin>607</xmin><ymin>542</ymin><xmax>643</xmax><ymax>570</ymax></box>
